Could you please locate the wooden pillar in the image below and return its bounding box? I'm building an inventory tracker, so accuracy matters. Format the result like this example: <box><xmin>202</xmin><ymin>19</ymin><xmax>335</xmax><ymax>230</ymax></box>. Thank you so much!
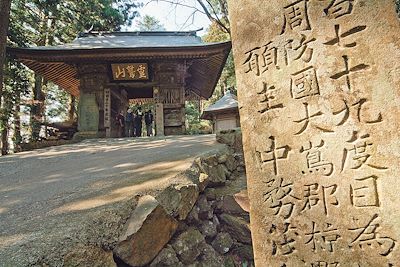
<box><xmin>155</xmin><ymin>103</ymin><xmax>164</xmax><ymax>136</ymax></box>
<box><xmin>104</xmin><ymin>88</ymin><xmax>111</xmax><ymax>137</ymax></box>
<box><xmin>154</xmin><ymin>87</ymin><xmax>164</xmax><ymax>136</ymax></box>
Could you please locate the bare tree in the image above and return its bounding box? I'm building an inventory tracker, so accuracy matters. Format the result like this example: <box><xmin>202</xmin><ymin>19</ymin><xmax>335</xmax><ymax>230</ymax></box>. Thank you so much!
<box><xmin>147</xmin><ymin>0</ymin><xmax>230</xmax><ymax>34</ymax></box>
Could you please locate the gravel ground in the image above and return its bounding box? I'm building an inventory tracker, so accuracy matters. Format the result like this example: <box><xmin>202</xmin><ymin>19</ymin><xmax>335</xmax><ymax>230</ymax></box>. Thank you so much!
<box><xmin>0</xmin><ymin>135</ymin><xmax>223</xmax><ymax>266</ymax></box>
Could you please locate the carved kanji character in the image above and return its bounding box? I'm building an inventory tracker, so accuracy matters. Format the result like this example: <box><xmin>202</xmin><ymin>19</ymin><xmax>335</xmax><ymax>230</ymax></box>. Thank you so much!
<box><xmin>324</xmin><ymin>24</ymin><xmax>367</xmax><ymax>48</ymax></box>
<box><xmin>137</xmin><ymin>64</ymin><xmax>147</xmax><ymax>78</ymax></box>
<box><xmin>301</xmin><ymin>183</ymin><xmax>339</xmax><ymax>215</ymax></box>
<box><xmin>291</xmin><ymin>66</ymin><xmax>320</xmax><ymax>100</ymax></box>
<box><xmin>305</xmin><ymin>221</ymin><xmax>341</xmax><ymax>252</ymax></box>
<box><xmin>349</xmin><ymin>214</ymin><xmax>396</xmax><ymax>256</ymax></box>
<box><xmin>269</xmin><ymin>223</ymin><xmax>299</xmax><ymax>256</ymax></box>
<box><xmin>300</xmin><ymin>140</ymin><xmax>334</xmax><ymax>176</ymax></box>
<box><xmin>114</xmin><ymin>66</ymin><xmax>126</xmax><ymax>79</ymax></box>
<box><xmin>257</xmin><ymin>82</ymin><xmax>284</xmax><ymax>114</ymax></box>
<box><xmin>333</xmin><ymin>98</ymin><xmax>383</xmax><ymax>126</ymax></box>
<box><xmin>341</xmin><ymin>131</ymin><xmax>388</xmax><ymax>172</ymax></box>
<box><xmin>284</xmin><ymin>34</ymin><xmax>316</xmax><ymax>65</ymax></box>
<box><xmin>243</xmin><ymin>43</ymin><xmax>279</xmax><ymax>76</ymax></box>
<box><xmin>243</xmin><ymin>47</ymin><xmax>262</xmax><ymax>76</ymax></box>
<box><xmin>260</xmin><ymin>42</ymin><xmax>279</xmax><ymax>73</ymax></box>
<box><xmin>330</xmin><ymin>55</ymin><xmax>370</xmax><ymax>92</ymax></box>
<box><xmin>263</xmin><ymin>177</ymin><xmax>299</xmax><ymax>219</ymax></box>
<box><xmin>350</xmin><ymin>175</ymin><xmax>380</xmax><ymax>208</ymax></box>
<box><xmin>293</xmin><ymin>103</ymin><xmax>332</xmax><ymax>135</ymax></box>
<box><xmin>256</xmin><ymin>136</ymin><xmax>291</xmax><ymax>175</ymax></box>
<box><xmin>281</xmin><ymin>0</ymin><xmax>311</xmax><ymax>34</ymax></box>
<box><xmin>126</xmin><ymin>65</ymin><xmax>136</xmax><ymax>79</ymax></box>
<box><xmin>324</xmin><ymin>0</ymin><xmax>354</xmax><ymax>19</ymax></box>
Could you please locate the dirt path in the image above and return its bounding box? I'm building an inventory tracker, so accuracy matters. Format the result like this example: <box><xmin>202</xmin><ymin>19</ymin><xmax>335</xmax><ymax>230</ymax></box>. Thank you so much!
<box><xmin>0</xmin><ymin>135</ymin><xmax>223</xmax><ymax>266</ymax></box>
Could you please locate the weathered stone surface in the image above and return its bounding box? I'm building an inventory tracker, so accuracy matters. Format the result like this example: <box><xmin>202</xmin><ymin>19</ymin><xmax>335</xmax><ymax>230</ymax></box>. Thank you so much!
<box><xmin>198</xmin><ymin>173</ymin><xmax>210</xmax><ymax>192</ymax></box>
<box><xmin>199</xmin><ymin>220</ymin><xmax>218</xmax><ymax>238</ymax></box>
<box><xmin>187</xmin><ymin>206</ymin><xmax>201</xmax><ymax>225</ymax></box>
<box><xmin>172</xmin><ymin>228</ymin><xmax>206</xmax><ymax>265</ymax></box>
<box><xmin>217</xmin><ymin>153</ymin><xmax>228</xmax><ymax>164</ymax></box>
<box><xmin>234</xmin><ymin>190</ymin><xmax>250</xmax><ymax>213</ymax></box>
<box><xmin>219</xmin><ymin>214</ymin><xmax>252</xmax><ymax>244</ymax></box>
<box><xmin>231</xmin><ymin>244</ymin><xmax>254</xmax><ymax>261</ymax></box>
<box><xmin>114</xmin><ymin>195</ymin><xmax>178</xmax><ymax>267</ymax></box>
<box><xmin>157</xmin><ymin>183</ymin><xmax>199</xmax><ymax>220</ymax></box>
<box><xmin>198</xmin><ymin>243</ymin><xmax>225</xmax><ymax>267</ymax></box>
<box><xmin>204</xmin><ymin>188</ymin><xmax>217</xmax><ymax>200</ymax></box>
<box><xmin>216</xmin><ymin>128</ymin><xmax>243</xmax><ymax>153</ymax></box>
<box><xmin>196</xmin><ymin>195</ymin><xmax>214</xmax><ymax>220</ymax></box>
<box><xmin>206</xmin><ymin>164</ymin><xmax>227</xmax><ymax>186</ymax></box>
<box><xmin>211</xmin><ymin>232</ymin><xmax>234</xmax><ymax>255</ymax></box>
<box><xmin>224</xmin><ymin>154</ymin><xmax>238</xmax><ymax>172</ymax></box>
<box><xmin>63</xmin><ymin>245</ymin><xmax>116</xmax><ymax>267</ymax></box>
<box><xmin>219</xmin><ymin>195</ymin><xmax>249</xmax><ymax>217</ymax></box>
<box><xmin>149</xmin><ymin>245</ymin><xmax>183</xmax><ymax>267</ymax></box>
<box><xmin>228</xmin><ymin>0</ymin><xmax>400</xmax><ymax>266</ymax></box>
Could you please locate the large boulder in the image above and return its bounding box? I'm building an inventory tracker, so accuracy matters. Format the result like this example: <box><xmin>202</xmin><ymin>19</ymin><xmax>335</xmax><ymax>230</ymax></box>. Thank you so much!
<box><xmin>172</xmin><ymin>228</ymin><xmax>206</xmax><ymax>265</ymax></box>
<box><xmin>113</xmin><ymin>195</ymin><xmax>178</xmax><ymax>267</ymax></box>
<box><xmin>157</xmin><ymin>183</ymin><xmax>199</xmax><ymax>220</ymax></box>
<box><xmin>63</xmin><ymin>245</ymin><xmax>116</xmax><ymax>267</ymax></box>
<box><xmin>219</xmin><ymin>214</ymin><xmax>252</xmax><ymax>244</ymax></box>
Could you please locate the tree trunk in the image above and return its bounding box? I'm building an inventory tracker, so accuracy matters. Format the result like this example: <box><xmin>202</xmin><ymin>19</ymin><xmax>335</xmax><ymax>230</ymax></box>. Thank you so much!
<box><xmin>14</xmin><ymin>92</ymin><xmax>22</xmax><ymax>152</ymax></box>
<box><xmin>30</xmin><ymin>74</ymin><xmax>44</xmax><ymax>141</ymax></box>
<box><xmin>68</xmin><ymin>95</ymin><xmax>76</xmax><ymax>122</ymax></box>
<box><xmin>0</xmin><ymin>0</ymin><xmax>12</xmax><ymax>155</ymax></box>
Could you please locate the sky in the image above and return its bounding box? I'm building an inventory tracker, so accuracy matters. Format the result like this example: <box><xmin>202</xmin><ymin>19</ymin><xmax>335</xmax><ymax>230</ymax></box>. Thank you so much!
<box><xmin>127</xmin><ymin>0</ymin><xmax>212</xmax><ymax>36</ymax></box>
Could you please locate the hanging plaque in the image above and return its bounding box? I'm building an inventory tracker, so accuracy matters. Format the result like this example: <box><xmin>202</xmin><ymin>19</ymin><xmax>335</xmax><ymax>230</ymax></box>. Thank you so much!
<box><xmin>111</xmin><ymin>63</ymin><xmax>149</xmax><ymax>81</ymax></box>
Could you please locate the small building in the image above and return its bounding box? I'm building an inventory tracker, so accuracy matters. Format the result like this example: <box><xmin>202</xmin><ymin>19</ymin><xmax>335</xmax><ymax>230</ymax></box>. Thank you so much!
<box><xmin>8</xmin><ymin>30</ymin><xmax>231</xmax><ymax>138</ymax></box>
<box><xmin>201</xmin><ymin>91</ymin><xmax>240</xmax><ymax>133</ymax></box>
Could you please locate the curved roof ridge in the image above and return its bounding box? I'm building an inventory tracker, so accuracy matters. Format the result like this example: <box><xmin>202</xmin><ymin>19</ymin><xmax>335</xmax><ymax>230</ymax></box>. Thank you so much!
<box><xmin>78</xmin><ymin>29</ymin><xmax>203</xmax><ymax>38</ymax></box>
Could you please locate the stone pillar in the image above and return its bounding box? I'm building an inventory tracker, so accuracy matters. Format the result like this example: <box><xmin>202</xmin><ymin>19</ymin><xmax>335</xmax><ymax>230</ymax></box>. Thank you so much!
<box><xmin>228</xmin><ymin>1</ymin><xmax>400</xmax><ymax>266</ymax></box>
<box><xmin>75</xmin><ymin>64</ymin><xmax>108</xmax><ymax>139</ymax></box>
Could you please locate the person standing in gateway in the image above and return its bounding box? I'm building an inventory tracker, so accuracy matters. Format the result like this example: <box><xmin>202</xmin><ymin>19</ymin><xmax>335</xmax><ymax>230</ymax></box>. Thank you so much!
<box><xmin>125</xmin><ymin>108</ymin><xmax>134</xmax><ymax>137</ymax></box>
<box><xmin>134</xmin><ymin>107</ymin><xmax>143</xmax><ymax>137</ymax></box>
<box><xmin>144</xmin><ymin>110</ymin><xmax>154</xmax><ymax>136</ymax></box>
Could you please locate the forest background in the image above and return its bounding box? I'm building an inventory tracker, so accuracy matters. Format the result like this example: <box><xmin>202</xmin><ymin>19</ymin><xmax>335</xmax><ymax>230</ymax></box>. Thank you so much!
<box><xmin>0</xmin><ymin>0</ymin><xmax>233</xmax><ymax>155</ymax></box>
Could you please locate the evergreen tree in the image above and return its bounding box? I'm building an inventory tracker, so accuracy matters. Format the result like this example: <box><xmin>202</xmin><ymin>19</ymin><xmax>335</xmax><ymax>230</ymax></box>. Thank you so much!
<box><xmin>137</xmin><ymin>15</ymin><xmax>166</xmax><ymax>31</ymax></box>
<box><xmin>0</xmin><ymin>0</ymin><xmax>141</xmax><ymax>154</ymax></box>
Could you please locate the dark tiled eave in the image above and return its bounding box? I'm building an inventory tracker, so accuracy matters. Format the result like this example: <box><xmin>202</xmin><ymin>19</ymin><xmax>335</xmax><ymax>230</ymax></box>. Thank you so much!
<box><xmin>7</xmin><ymin>41</ymin><xmax>231</xmax><ymax>98</ymax></box>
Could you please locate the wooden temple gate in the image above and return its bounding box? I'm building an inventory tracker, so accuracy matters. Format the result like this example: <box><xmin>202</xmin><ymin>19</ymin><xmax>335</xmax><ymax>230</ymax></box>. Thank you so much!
<box><xmin>8</xmin><ymin>31</ymin><xmax>231</xmax><ymax>138</ymax></box>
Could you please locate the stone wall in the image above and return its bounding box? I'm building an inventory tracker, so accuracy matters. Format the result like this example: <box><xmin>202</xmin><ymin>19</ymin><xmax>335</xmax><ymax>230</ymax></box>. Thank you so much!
<box><xmin>112</xmin><ymin>129</ymin><xmax>253</xmax><ymax>267</ymax></box>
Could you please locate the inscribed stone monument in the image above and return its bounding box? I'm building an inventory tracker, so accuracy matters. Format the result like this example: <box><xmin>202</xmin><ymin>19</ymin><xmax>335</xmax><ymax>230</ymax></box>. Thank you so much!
<box><xmin>227</xmin><ymin>0</ymin><xmax>400</xmax><ymax>266</ymax></box>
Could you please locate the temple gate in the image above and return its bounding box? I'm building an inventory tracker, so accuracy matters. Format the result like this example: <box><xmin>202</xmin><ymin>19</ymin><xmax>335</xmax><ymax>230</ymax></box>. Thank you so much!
<box><xmin>8</xmin><ymin>31</ymin><xmax>231</xmax><ymax>138</ymax></box>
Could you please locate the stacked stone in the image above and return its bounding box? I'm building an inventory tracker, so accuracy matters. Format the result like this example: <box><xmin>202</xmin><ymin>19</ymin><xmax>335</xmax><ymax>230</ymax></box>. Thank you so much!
<box><xmin>112</xmin><ymin>129</ymin><xmax>253</xmax><ymax>267</ymax></box>
<box><xmin>149</xmin><ymin>145</ymin><xmax>252</xmax><ymax>267</ymax></box>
